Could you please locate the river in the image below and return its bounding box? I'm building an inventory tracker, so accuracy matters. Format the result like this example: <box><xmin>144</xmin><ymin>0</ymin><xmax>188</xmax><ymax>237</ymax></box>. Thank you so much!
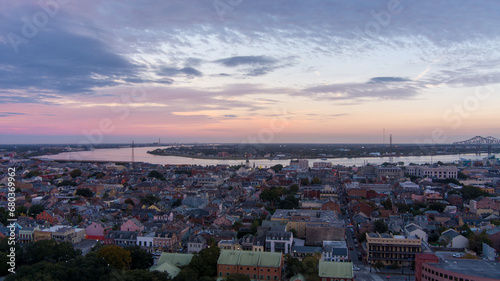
<box><xmin>39</xmin><ymin>146</ymin><xmax>492</xmax><ymax>167</ymax></box>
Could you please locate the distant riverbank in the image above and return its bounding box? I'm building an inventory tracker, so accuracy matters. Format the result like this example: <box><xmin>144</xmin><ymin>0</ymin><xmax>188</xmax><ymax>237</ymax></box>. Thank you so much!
<box><xmin>40</xmin><ymin>146</ymin><xmax>490</xmax><ymax>167</ymax></box>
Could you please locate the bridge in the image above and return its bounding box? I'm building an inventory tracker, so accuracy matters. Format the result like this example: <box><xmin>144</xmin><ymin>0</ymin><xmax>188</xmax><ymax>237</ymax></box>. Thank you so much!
<box><xmin>453</xmin><ymin>136</ymin><xmax>500</xmax><ymax>155</ymax></box>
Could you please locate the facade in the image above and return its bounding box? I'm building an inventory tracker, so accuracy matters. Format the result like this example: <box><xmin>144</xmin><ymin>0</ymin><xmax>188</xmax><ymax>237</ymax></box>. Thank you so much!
<box><xmin>271</xmin><ymin>209</ymin><xmax>341</xmax><ymax>239</ymax></box>
<box><xmin>404</xmin><ymin>223</ymin><xmax>428</xmax><ymax>243</ymax></box>
<box><xmin>187</xmin><ymin>235</ymin><xmax>206</xmax><ymax>253</ymax></box>
<box><xmin>85</xmin><ymin>221</ymin><xmax>111</xmax><ymax>240</ymax></box>
<box><xmin>104</xmin><ymin>231</ymin><xmax>139</xmax><ymax>247</ymax></box>
<box><xmin>439</xmin><ymin>229</ymin><xmax>468</xmax><ymax>248</ymax></box>
<box><xmin>120</xmin><ymin>218</ymin><xmax>144</xmax><ymax>232</ymax></box>
<box><xmin>318</xmin><ymin>261</ymin><xmax>354</xmax><ymax>281</ymax></box>
<box><xmin>265</xmin><ymin>228</ymin><xmax>293</xmax><ymax>254</ymax></box>
<box><xmin>405</xmin><ymin>166</ymin><xmax>458</xmax><ymax>179</ymax></box>
<box><xmin>375</xmin><ymin>166</ymin><xmax>404</xmax><ymax>179</ymax></box>
<box><xmin>217</xmin><ymin>250</ymin><xmax>284</xmax><ymax>281</ymax></box>
<box><xmin>322</xmin><ymin>241</ymin><xmax>349</xmax><ymax>262</ymax></box>
<box><xmin>415</xmin><ymin>253</ymin><xmax>500</xmax><ymax>281</ymax></box>
<box><xmin>218</xmin><ymin>239</ymin><xmax>242</xmax><ymax>251</ymax></box>
<box><xmin>137</xmin><ymin>232</ymin><xmax>155</xmax><ymax>252</ymax></box>
<box><xmin>18</xmin><ymin>227</ymin><xmax>35</xmax><ymax>244</ymax></box>
<box><xmin>366</xmin><ymin>233</ymin><xmax>421</xmax><ymax>266</ymax></box>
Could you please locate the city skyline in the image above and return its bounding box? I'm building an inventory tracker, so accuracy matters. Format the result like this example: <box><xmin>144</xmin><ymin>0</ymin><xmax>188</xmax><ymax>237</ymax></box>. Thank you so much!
<box><xmin>1</xmin><ymin>1</ymin><xmax>499</xmax><ymax>144</ymax></box>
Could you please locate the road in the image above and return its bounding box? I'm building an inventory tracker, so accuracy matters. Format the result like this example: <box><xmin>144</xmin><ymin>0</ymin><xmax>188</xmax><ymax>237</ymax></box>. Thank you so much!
<box><xmin>341</xmin><ymin>193</ymin><xmax>415</xmax><ymax>281</ymax></box>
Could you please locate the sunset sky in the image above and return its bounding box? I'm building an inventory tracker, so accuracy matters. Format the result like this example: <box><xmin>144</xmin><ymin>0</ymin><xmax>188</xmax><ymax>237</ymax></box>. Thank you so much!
<box><xmin>1</xmin><ymin>0</ymin><xmax>499</xmax><ymax>144</ymax></box>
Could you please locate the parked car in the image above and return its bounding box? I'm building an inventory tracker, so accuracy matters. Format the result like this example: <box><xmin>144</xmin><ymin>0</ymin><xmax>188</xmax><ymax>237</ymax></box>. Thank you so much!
<box><xmin>353</xmin><ymin>266</ymin><xmax>361</xmax><ymax>271</ymax></box>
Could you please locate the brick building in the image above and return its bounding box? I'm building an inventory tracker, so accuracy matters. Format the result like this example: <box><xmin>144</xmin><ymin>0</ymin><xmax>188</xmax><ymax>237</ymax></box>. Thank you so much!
<box><xmin>217</xmin><ymin>250</ymin><xmax>283</xmax><ymax>281</ymax></box>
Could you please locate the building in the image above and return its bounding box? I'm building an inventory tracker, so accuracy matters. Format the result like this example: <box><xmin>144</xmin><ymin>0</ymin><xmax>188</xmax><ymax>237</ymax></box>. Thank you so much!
<box><xmin>218</xmin><ymin>239</ymin><xmax>242</xmax><ymax>251</ymax></box>
<box><xmin>322</xmin><ymin>241</ymin><xmax>349</xmax><ymax>262</ymax></box>
<box><xmin>313</xmin><ymin>162</ymin><xmax>333</xmax><ymax>169</ymax></box>
<box><xmin>137</xmin><ymin>232</ymin><xmax>155</xmax><ymax>252</ymax></box>
<box><xmin>404</xmin><ymin>223</ymin><xmax>428</xmax><ymax>243</ymax></box>
<box><xmin>120</xmin><ymin>217</ymin><xmax>144</xmax><ymax>232</ymax></box>
<box><xmin>271</xmin><ymin>209</ymin><xmax>342</xmax><ymax>239</ymax></box>
<box><xmin>415</xmin><ymin>253</ymin><xmax>500</xmax><ymax>281</ymax></box>
<box><xmin>405</xmin><ymin>165</ymin><xmax>458</xmax><ymax>179</ymax></box>
<box><xmin>265</xmin><ymin>226</ymin><xmax>293</xmax><ymax>254</ymax></box>
<box><xmin>375</xmin><ymin>166</ymin><xmax>404</xmax><ymax>179</ymax></box>
<box><xmin>318</xmin><ymin>261</ymin><xmax>354</xmax><ymax>281</ymax></box>
<box><xmin>104</xmin><ymin>231</ymin><xmax>139</xmax><ymax>247</ymax></box>
<box><xmin>486</xmin><ymin>226</ymin><xmax>500</xmax><ymax>251</ymax></box>
<box><xmin>366</xmin><ymin>233</ymin><xmax>421</xmax><ymax>266</ymax></box>
<box><xmin>217</xmin><ymin>250</ymin><xmax>284</xmax><ymax>281</ymax></box>
<box><xmin>187</xmin><ymin>235</ymin><xmax>206</xmax><ymax>253</ymax></box>
<box><xmin>439</xmin><ymin>229</ymin><xmax>468</xmax><ymax>248</ymax></box>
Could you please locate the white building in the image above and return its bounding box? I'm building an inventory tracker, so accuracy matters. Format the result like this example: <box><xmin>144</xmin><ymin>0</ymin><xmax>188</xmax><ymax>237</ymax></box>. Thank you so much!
<box><xmin>405</xmin><ymin>165</ymin><xmax>458</xmax><ymax>179</ymax></box>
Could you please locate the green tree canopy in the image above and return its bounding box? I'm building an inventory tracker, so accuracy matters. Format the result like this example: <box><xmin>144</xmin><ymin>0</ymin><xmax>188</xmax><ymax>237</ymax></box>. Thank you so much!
<box><xmin>70</xmin><ymin>169</ymin><xmax>82</xmax><ymax>178</ymax></box>
<box><xmin>28</xmin><ymin>204</ymin><xmax>45</xmax><ymax>217</ymax></box>
<box><xmin>96</xmin><ymin>245</ymin><xmax>132</xmax><ymax>270</ymax></box>
<box><xmin>270</xmin><ymin>164</ymin><xmax>283</xmax><ymax>173</ymax></box>
<box><xmin>374</xmin><ymin>220</ymin><xmax>389</xmax><ymax>233</ymax></box>
<box><xmin>148</xmin><ymin>170</ymin><xmax>166</xmax><ymax>181</ymax></box>
<box><xmin>76</xmin><ymin>188</ymin><xmax>93</xmax><ymax>197</ymax></box>
<box><xmin>125</xmin><ymin>246</ymin><xmax>154</xmax><ymax>270</ymax></box>
<box><xmin>461</xmin><ymin>185</ymin><xmax>486</xmax><ymax>200</ymax></box>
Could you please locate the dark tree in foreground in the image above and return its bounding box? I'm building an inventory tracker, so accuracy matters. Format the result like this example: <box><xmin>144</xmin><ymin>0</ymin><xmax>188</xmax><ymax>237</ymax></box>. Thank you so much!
<box><xmin>374</xmin><ymin>220</ymin><xmax>389</xmax><ymax>233</ymax></box>
<box><xmin>126</xmin><ymin>246</ymin><xmax>154</xmax><ymax>270</ymax></box>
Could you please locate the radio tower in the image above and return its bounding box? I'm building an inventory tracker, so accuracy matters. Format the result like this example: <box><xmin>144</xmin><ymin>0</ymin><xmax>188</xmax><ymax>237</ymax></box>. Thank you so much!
<box><xmin>131</xmin><ymin>141</ymin><xmax>135</xmax><ymax>167</ymax></box>
<box><xmin>390</xmin><ymin>134</ymin><xmax>393</xmax><ymax>152</ymax></box>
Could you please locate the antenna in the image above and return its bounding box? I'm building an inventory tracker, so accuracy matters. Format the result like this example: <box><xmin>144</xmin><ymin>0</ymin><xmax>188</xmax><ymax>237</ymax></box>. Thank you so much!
<box><xmin>383</xmin><ymin>128</ymin><xmax>386</xmax><ymax>146</ymax></box>
<box><xmin>131</xmin><ymin>141</ymin><xmax>135</xmax><ymax>166</ymax></box>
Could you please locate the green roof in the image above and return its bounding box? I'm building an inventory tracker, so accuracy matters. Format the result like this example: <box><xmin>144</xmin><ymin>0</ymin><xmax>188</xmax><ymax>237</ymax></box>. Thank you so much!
<box><xmin>150</xmin><ymin>260</ymin><xmax>181</xmax><ymax>278</ymax></box>
<box><xmin>318</xmin><ymin>261</ymin><xmax>353</xmax><ymax>279</ymax></box>
<box><xmin>156</xmin><ymin>252</ymin><xmax>194</xmax><ymax>267</ymax></box>
<box><xmin>218</xmin><ymin>250</ymin><xmax>282</xmax><ymax>268</ymax></box>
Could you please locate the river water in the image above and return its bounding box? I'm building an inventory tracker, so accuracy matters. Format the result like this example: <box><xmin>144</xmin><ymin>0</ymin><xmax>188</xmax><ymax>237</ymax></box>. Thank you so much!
<box><xmin>40</xmin><ymin>146</ymin><xmax>492</xmax><ymax>167</ymax></box>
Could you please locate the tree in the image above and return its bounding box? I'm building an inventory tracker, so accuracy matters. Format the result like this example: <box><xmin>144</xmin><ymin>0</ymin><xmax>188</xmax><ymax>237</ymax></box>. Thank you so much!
<box><xmin>289</xmin><ymin>184</ymin><xmax>299</xmax><ymax>194</ymax></box>
<box><xmin>22</xmin><ymin>240</ymin><xmax>81</xmax><ymax>265</ymax></box>
<box><xmin>284</xmin><ymin>254</ymin><xmax>301</xmax><ymax>278</ymax></box>
<box><xmin>148</xmin><ymin>170</ymin><xmax>166</xmax><ymax>181</ymax></box>
<box><xmin>187</xmin><ymin>246</ymin><xmax>220</xmax><ymax>278</ymax></box>
<box><xmin>124</xmin><ymin>269</ymin><xmax>172</xmax><ymax>281</ymax></box>
<box><xmin>125</xmin><ymin>246</ymin><xmax>154</xmax><ymax>270</ymax></box>
<box><xmin>28</xmin><ymin>204</ymin><xmax>45</xmax><ymax>217</ymax></box>
<box><xmin>279</xmin><ymin>194</ymin><xmax>299</xmax><ymax>209</ymax></box>
<box><xmin>97</xmin><ymin>245</ymin><xmax>132</xmax><ymax>270</ymax></box>
<box><xmin>70</xmin><ymin>169</ymin><xmax>82</xmax><ymax>178</ymax></box>
<box><xmin>468</xmin><ymin>231</ymin><xmax>492</xmax><ymax>254</ymax></box>
<box><xmin>173</xmin><ymin>268</ymin><xmax>199</xmax><ymax>281</ymax></box>
<box><xmin>125</xmin><ymin>198</ymin><xmax>135</xmax><ymax>206</ymax></box>
<box><xmin>311</xmin><ymin>177</ymin><xmax>321</xmax><ymax>185</ymax></box>
<box><xmin>16</xmin><ymin>205</ymin><xmax>28</xmax><ymax>216</ymax></box>
<box><xmin>374</xmin><ymin>220</ymin><xmax>388</xmax><ymax>233</ymax></box>
<box><xmin>461</xmin><ymin>185</ymin><xmax>485</xmax><ymax>200</ymax></box>
<box><xmin>381</xmin><ymin>198</ymin><xmax>392</xmax><ymax>210</ymax></box>
<box><xmin>140</xmin><ymin>194</ymin><xmax>160</xmax><ymax>206</ymax></box>
<box><xmin>76</xmin><ymin>188</ymin><xmax>93</xmax><ymax>197</ymax></box>
<box><xmin>226</xmin><ymin>273</ymin><xmax>251</xmax><ymax>281</ymax></box>
<box><xmin>428</xmin><ymin>202</ymin><xmax>446</xmax><ymax>213</ymax></box>
<box><xmin>300</xmin><ymin>178</ymin><xmax>310</xmax><ymax>186</ymax></box>
<box><xmin>270</xmin><ymin>164</ymin><xmax>283</xmax><ymax>173</ymax></box>
<box><xmin>301</xmin><ymin>256</ymin><xmax>319</xmax><ymax>276</ymax></box>
<box><xmin>374</xmin><ymin>261</ymin><xmax>385</xmax><ymax>269</ymax></box>
<box><xmin>171</xmin><ymin>199</ymin><xmax>182</xmax><ymax>208</ymax></box>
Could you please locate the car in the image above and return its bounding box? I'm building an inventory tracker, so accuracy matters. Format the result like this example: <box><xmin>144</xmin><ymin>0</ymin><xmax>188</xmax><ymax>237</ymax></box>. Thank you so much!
<box><xmin>353</xmin><ymin>267</ymin><xmax>361</xmax><ymax>271</ymax></box>
<box><xmin>452</xmin><ymin>253</ymin><xmax>464</xmax><ymax>258</ymax></box>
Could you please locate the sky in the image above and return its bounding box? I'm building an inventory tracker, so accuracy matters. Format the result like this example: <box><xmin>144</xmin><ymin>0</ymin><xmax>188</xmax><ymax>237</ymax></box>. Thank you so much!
<box><xmin>1</xmin><ymin>0</ymin><xmax>500</xmax><ymax>145</ymax></box>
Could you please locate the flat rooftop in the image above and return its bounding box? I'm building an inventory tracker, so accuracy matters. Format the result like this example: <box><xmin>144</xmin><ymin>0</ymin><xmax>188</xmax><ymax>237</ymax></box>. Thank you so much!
<box><xmin>430</xmin><ymin>259</ymin><xmax>500</xmax><ymax>280</ymax></box>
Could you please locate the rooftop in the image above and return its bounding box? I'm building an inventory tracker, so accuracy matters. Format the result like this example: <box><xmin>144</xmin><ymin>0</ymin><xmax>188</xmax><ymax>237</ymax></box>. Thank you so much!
<box><xmin>429</xmin><ymin>259</ymin><xmax>500</xmax><ymax>280</ymax></box>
